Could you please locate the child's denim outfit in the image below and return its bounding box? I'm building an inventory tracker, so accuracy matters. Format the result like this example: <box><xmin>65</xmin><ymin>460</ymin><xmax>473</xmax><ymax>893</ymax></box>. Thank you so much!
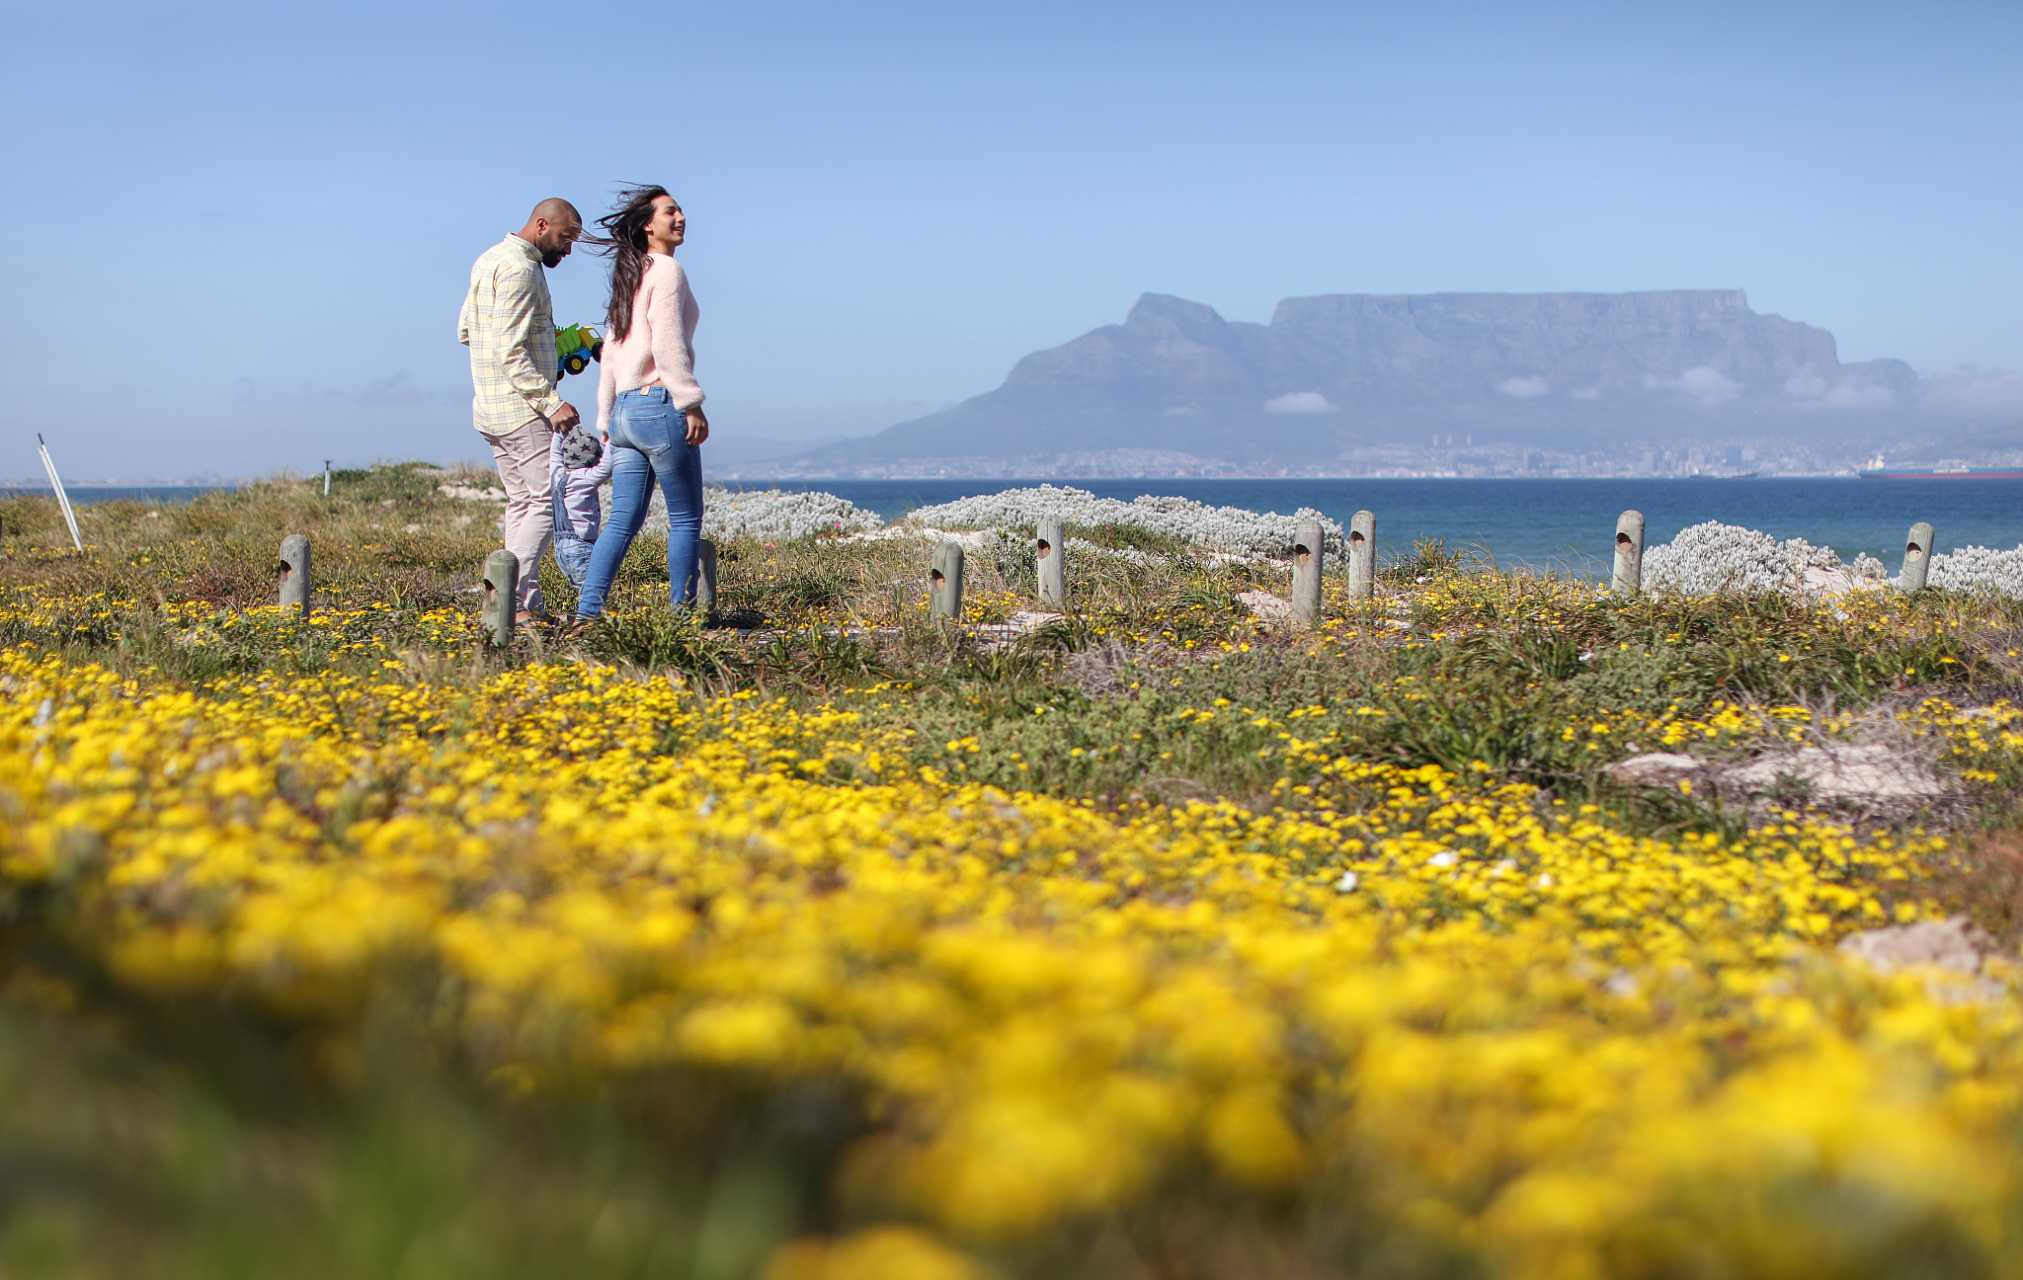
<box><xmin>547</xmin><ymin>431</ymin><xmax>614</xmax><ymax>591</ymax></box>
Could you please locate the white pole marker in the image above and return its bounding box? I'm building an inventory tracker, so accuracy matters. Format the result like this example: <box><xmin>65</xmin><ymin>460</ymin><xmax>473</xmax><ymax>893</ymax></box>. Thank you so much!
<box><xmin>36</xmin><ymin>434</ymin><xmax>82</xmax><ymax>552</ymax></box>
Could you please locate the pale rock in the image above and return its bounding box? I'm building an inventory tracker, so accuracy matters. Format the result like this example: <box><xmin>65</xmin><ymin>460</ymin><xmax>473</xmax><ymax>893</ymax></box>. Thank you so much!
<box><xmin>1236</xmin><ymin>590</ymin><xmax>1294</xmax><ymax>619</ymax></box>
<box><xmin>1604</xmin><ymin>753</ymin><xmax>1702</xmax><ymax>785</ymax></box>
<box><xmin>1839</xmin><ymin>917</ymin><xmax>1989</xmax><ymax>976</ymax></box>
<box><xmin>1725</xmin><ymin>744</ymin><xmax>1944</xmax><ymax>800</ymax></box>
<box><xmin>1607</xmin><ymin>744</ymin><xmax>1945</xmax><ymax>803</ymax></box>
<box><xmin>438</xmin><ymin>484</ymin><xmax>506</xmax><ymax>503</ymax></box>
<box><xmin>1838</xmin><ymin>917</ymin><xmax>2006</xmax><ymax>1004</ymax></box>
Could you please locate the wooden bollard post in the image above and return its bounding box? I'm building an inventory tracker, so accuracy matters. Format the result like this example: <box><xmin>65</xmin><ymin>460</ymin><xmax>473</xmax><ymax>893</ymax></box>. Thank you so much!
<box><xmin>278</xmin><ymin>534</ymin><xmax>311</xmax><ymax>619</ymax></box>
<box><xmin>695</xmin><ymin>538</ymin><xmax>718</xmax><ymax>613</ymax></box>
<box><xmin>1612</xmin><ymin>510</ymin><xmax>1645</xmax><ymax>594</ymax></box>
<box><xmin>1291</xmin><ymin>519</ymin><xmax>1324</xmax><ymax>627</ymax></box>
<box><xmin>481</xmin><ymin>549</ymin><xmax>518</xmax><ymax>647</ymax></box>
<box><xmin>1346</xmin><ymin>510</ymin><xmax>1376</xmax><ymax>600</ymax></box>
<box><xmin>1901</xmin><ymin>521</ymin><xmax>1934</xmax><ymax>591</ymax></box>
<box><xmin>1036</xmin><ymin>517</ymin><xmax>1066</xmax><ymax>606</ymax></box>
<box><xmin>930</xmin><ymin>542</ymin><xmax>965</xmax><ymax>621</ymax></box>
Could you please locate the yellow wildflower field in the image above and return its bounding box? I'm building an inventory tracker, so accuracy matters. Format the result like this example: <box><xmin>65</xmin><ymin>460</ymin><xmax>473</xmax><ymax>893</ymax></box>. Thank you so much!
<box><xmin>3</xmin><ymin>632</ymin><xmax>2022</xmax><ymax>1277</ymax></box>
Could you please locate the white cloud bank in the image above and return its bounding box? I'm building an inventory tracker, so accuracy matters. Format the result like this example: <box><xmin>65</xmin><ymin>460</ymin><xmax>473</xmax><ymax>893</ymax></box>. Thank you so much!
<box><xmin>1784</xmin><ymin>368</ymin><xmax>1829</xmax><ymax>400</ymax></box>
<box><xmin>1649</xmin><ymin>366</ymin><xmax>1741</xmax><ymax>406</ymax></box>
<box><xmin>1823</xmin><ymin>383</ymin><xmax>1895</xmax><ymax>410</ymax></box>
<box><xmin>1781</xmin><ymin>364</ymin><xmax>1894</xmax><ymax>410</ymax></box>
<box><xmin>1496</xmin><ymin>376</ymin><xmax>1550</xmax><ymax>398</ymax></box>
<box><xmin>1924</xmin><ymin>368</ymin><xmax>2023</xmax><ymax>421</ymax></box>
<box><xmin>1263</xmin><ymin>391</ymin><xmax>1335</xmax><ymax>414</ymax></box>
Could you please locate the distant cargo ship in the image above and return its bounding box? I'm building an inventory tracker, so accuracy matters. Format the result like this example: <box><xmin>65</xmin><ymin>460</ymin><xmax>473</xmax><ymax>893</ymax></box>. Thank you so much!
<box><xmin>1859</xmin><ymin>455</ymin><xmax>2023</xmax><ymax>479</ymax></box>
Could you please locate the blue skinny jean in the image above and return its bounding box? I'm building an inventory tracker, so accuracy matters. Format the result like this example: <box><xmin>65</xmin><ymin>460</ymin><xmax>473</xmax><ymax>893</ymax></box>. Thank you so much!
<box><xmin>575</xmin><ymin>386</ymin><xmax>704</xmax><ymax>617</ymax></box>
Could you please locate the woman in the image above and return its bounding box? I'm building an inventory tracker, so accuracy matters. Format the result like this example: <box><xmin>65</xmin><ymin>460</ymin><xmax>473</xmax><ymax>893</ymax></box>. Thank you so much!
<box><xmin>573</xmin><ymin>185</ymin><xmax>709</xmax><ymax>620</ymax></box>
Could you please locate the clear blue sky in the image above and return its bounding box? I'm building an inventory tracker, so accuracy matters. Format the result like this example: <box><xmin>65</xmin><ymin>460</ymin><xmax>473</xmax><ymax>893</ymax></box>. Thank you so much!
<box><xmin>4</xmin><ymin>0</ymin><xmax>2018</xmax><ymax>479</ymax></box>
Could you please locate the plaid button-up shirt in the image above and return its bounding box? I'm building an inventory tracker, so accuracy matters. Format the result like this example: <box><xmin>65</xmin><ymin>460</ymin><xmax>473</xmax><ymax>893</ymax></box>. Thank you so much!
<box><xmin>458</xmin><ymin>234</ymin><xmax>566</xmax><ymax>433</ymax></box>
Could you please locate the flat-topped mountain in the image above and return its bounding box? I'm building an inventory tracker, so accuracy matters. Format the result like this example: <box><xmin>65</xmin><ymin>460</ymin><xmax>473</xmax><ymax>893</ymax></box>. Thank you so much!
<box><xmin>788</xmin><ymin>290</ymin><xmax>1925</xmax><ymax>472</ymax></box>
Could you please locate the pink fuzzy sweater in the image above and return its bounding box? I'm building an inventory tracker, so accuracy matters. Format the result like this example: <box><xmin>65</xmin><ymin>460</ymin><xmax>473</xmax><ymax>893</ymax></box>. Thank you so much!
<box><xmin>596</xmin><ymin>253</ymin><xmax>704</xmax><ymax>436</ymax></box>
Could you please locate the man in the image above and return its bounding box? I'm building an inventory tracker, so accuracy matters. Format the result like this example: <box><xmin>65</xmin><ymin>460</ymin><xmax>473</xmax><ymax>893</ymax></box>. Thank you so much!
<box><xmin>459</xmin><ymin>197</ymin><xmax>583</xmax><ymax>624</ymax></box>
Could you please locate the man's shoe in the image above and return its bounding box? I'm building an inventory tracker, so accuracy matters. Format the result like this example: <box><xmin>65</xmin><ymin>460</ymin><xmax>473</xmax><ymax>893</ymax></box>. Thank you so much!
<box><xmin>516</xmin><ymin>610</ymin><xmax>559</xmax><ymax>627</ymax></box>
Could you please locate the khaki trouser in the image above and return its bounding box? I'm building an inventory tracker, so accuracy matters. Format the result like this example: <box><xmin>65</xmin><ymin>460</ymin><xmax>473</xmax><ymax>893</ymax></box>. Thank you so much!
<box><xmin>479</xmin><ymin>418</ymin><xmax>553</xmax><ymax>616</ymax></box>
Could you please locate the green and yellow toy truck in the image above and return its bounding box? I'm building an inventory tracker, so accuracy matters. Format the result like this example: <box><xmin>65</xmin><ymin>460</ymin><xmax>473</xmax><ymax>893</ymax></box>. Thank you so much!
<box><xmin>554</xmin><ymin>324</ymin><xmax>604</xmax><ymax>378</ymax></box>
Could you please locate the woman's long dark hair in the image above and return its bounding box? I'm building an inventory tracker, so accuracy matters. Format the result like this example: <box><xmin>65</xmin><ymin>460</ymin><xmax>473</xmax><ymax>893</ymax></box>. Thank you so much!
<box><xmin>587</xmin><ymin>184</ymin><xmax>672</xmax><ymax>343</ymax></box>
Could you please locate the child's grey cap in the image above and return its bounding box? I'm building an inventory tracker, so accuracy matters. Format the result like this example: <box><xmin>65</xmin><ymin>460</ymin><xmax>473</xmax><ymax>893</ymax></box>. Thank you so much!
<box><xmin>558</xmin><ymin>429</ymin><xmax>603</xmax><ymax>471</ymax></box>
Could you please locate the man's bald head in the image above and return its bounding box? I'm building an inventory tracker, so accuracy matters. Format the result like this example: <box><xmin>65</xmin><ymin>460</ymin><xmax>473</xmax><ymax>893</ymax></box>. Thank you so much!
<box><xmin>530</xmin><ymin>197</ymin><xmax>578</xmax><ymax>224</ymax></box>
<box><xmin>517</xmin><ymin>198</ymin><xmax>583</xmax><ymax>268</ymax></box>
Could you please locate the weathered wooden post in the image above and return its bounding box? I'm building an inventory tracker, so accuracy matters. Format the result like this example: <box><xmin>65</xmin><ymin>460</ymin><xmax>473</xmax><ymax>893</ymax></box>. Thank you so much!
<box><xmin>1346</xmin><ymin>509</ymin><xmax>1376</xmax><ymax>600</ymax></box>
<box><xmin>1612</xmin><ymin>510</ymin><xmax>1645</xmax><ymax>594</ymax></box>
<box><xmin>930</xmin><ymin>542</ymin><xmax>965</xmax><ymax>621</ymax></box>
<box><xmin>1036</xmin><ymin>517</ymin><xmax>1066</xmax><ymax>606</ymax></box>
<box><xmin>481</xmin><ymin>549</ymin><xmax>518</xmax><ymax>646</ymax></box>
<box><xmin>695</xmin><ymin>538</ymin><xmax>718</xmax><ymax>613</ymax></box>
<box><xmin>1291</xmin><ymin>519</ymin><xmax>1324</xmax><ymax>627</ymax></box>
<box><xmin>277</xmin><ymin>534</ymin><xmax>311</xmax><ymax>618</ymax></box>
<box><xmin>1901</xmin><ymin>521</ymin><xmax>1934</xmax><ymax>591</ymax></box>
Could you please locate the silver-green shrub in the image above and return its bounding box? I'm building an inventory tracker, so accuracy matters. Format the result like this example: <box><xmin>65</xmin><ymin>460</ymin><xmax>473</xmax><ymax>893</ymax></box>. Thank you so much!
<box><xmin>1928</xmin><ymin>545</ymin><xmax>2023</xmax><ymax>597</ymax></box>
<box><xmin>1646</xmin><ymin>522</ymin><xmax>2023</xmax><ymax>598</ymax></box>
<box><xmin>628</xmin><ymin>486</ymin><xmax>885</xmax><ymax>541</ymax></box>
<box><xmin>905</xmin><ymin>484</ymin><xmax>1342</xmax><ymax>557</ymax></box>
<box><xmin>1642</xmin><ymin>522</ymin><xmax>1847</xmax><ymax>594</ymax></box>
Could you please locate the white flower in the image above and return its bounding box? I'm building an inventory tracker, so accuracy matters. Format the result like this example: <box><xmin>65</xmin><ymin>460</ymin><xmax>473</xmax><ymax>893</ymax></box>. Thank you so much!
<box><xmin>1335</xmin><ymin>870</ymin><xmax>1360</xmax><ymax>893</ymax></box>
<box><xmin>1427</xmin><ymin>850</ymin><xmax>1458</xmax><ymax>869</ymax></box>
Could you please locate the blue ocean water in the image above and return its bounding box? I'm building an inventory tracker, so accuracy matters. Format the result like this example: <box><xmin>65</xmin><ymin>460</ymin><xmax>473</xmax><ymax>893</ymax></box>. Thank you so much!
<box><xmin>732</xmin><ymin>478</ymin><xmax>2023</xmax><ymax>573</ymax></box>
<box><xmin>1</xmin><ymin>486</ymin><xmax>230</xmax><ymax>505</ymax></box>
<box><xmin>12</xmin><ymin>478</ymin><xmax>2013</xmax><ymax>577</ymax></box>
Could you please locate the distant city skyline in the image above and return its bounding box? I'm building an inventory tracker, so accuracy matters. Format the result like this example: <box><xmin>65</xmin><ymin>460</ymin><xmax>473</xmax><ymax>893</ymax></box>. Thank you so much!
<box><xmin>3</xmin><ymin>0</ymin><xmax>2019</xmax><ymax>479</ymax></box>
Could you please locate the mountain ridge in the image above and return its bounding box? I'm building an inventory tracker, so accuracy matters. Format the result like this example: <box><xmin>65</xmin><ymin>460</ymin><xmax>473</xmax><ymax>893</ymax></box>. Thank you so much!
<box><xmin>769</xmin><ymin>289</ymin><xmax>1936</xmax><ymax>475</ymax></box>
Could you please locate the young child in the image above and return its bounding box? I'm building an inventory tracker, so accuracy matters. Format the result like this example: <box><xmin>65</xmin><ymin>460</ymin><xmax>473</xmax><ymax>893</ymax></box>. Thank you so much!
<box><xmin>549</xmin><ymin>429</ymin><xmax>613</xmax><ymax>591</ymax></box>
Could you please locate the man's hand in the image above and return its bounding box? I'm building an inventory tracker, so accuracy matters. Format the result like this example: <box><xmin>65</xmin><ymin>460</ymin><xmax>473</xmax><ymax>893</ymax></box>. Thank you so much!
<box><xmin>685</xmin><ymin>407</ymin><xmax>710</xmax><ymax>446</ymax></box>
<box><xmin>551</xmin><ymin>403</ymin><xmax>581</xmax><ymax>433</ymax></box>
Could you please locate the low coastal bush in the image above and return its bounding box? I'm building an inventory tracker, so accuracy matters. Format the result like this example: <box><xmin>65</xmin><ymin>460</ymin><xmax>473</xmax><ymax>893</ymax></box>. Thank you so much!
<box><xmin>701</xmin><ymin>486</ymin><xmax>885</xmax><ymax>541</ymax></box>
<box><xmin>908</xmin><ymin>484</ymin><xmax>1345</xmax><ymax>557</ymax></box>
<box><xmin>1932</xmin><ymin>543</ymin><xmax>2023</xmax><ymax>597</ymax></box>
<box><xmin>1644</xmin><ymin>519</ymin><xmax>2023</xmax><ymax>601</ymax></box>
<box><xmin>1641</xmin><ymin>520</ymin><xmax>1848</xmax><ymax>594</ymax></box>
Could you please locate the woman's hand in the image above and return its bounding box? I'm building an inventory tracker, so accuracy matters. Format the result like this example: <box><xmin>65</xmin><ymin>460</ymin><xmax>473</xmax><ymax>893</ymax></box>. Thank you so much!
<box><xmin>684</xmin><ymin>407</ymin><xmax>709</xmax><ymax>446</ymax></box>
